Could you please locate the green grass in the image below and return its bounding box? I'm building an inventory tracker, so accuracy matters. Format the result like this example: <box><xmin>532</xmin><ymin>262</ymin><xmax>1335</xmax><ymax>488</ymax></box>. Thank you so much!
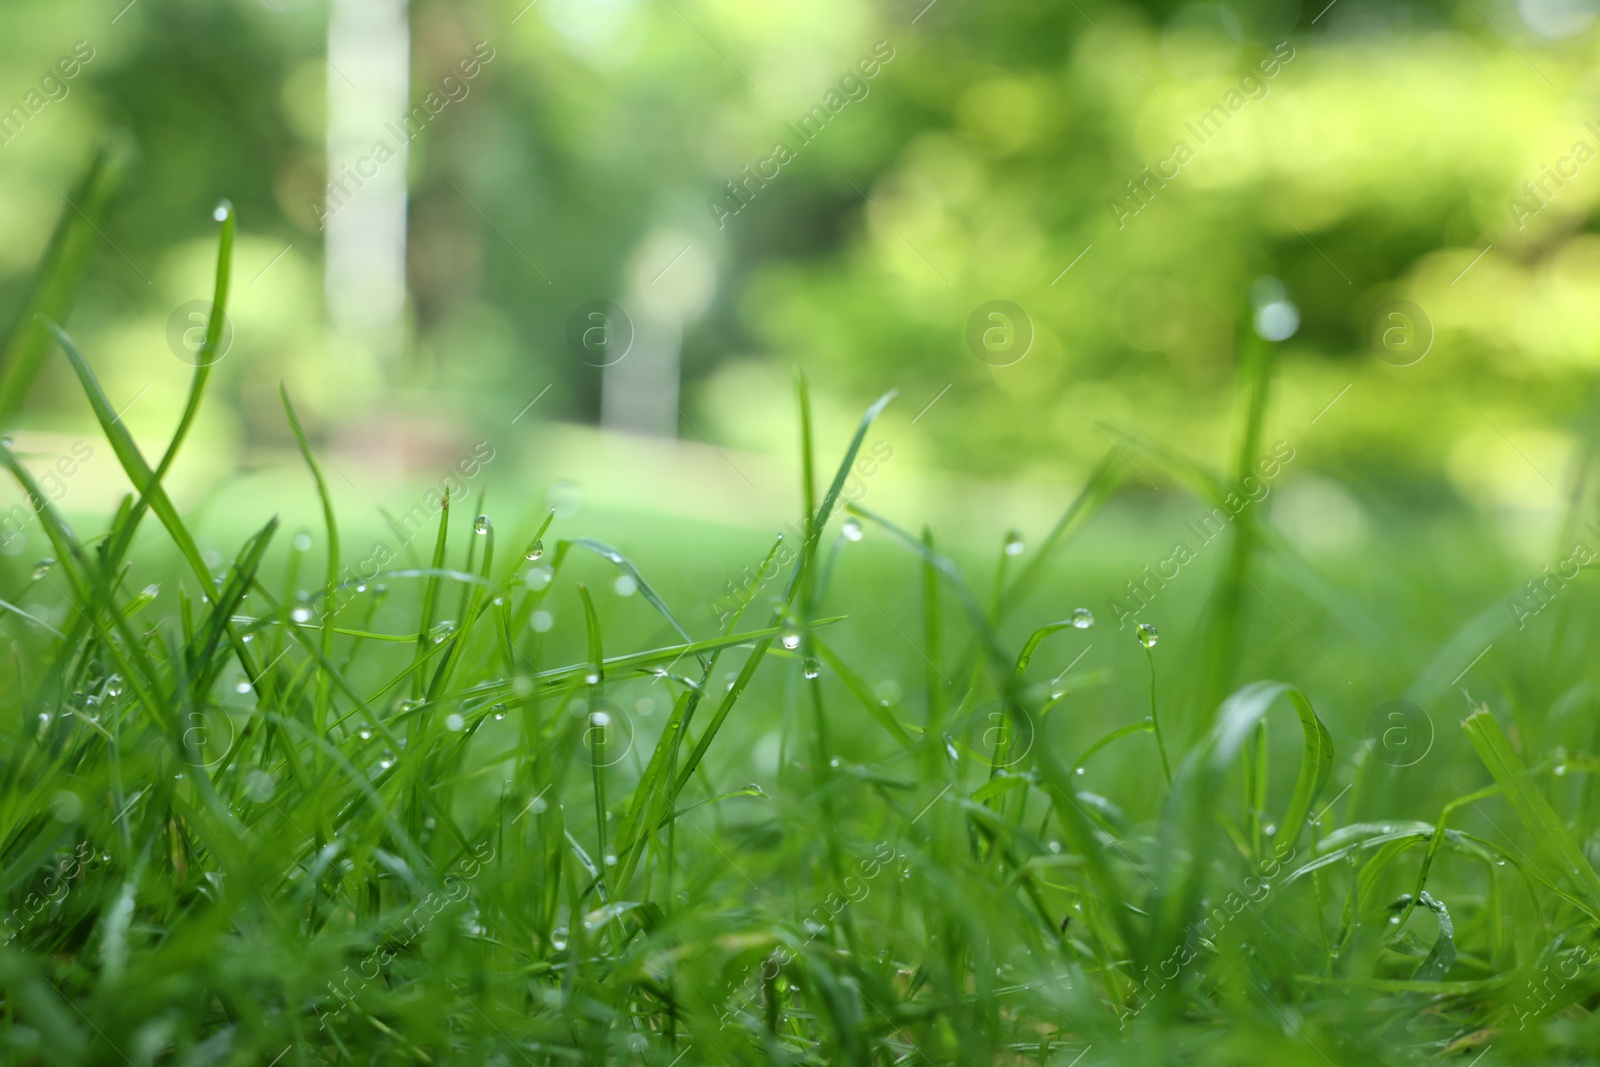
<box><xmin>4</xmin><ymin>206</ymin><xmax>1600</xmax><ymax>1067</ymax></box>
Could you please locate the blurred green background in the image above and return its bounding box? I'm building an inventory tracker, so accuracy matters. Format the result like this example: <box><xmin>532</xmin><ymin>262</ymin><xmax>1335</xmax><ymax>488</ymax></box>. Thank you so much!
<box><xmin>2</xmin><ymin>0</ymin><xmax>1598</xmax><ymax>776</ymax></box>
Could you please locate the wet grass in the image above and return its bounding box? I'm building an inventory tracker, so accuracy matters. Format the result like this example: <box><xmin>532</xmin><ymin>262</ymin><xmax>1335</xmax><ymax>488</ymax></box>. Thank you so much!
<box><xmin>2</xmin><ymin>206</ymin><xmax>1600</xmax><ymax>1067</ymax></box>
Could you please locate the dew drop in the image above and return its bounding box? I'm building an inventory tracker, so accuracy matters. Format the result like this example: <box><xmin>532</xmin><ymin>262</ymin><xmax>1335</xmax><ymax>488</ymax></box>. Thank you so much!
<box><xmin>584</xmin><ymin>671</ymin><xmax>600</xmax><ymax>685</ymax></box>
<box><xmin>1263</xmin><ymin>823</ymin><xmax>1277</xmax><ymax>837</ymax></box>
<box><xmin>32</xmin><ymin>558</ymin><xmax>54</xmax><ymax>580</ymax></box>
<box><xmin>235</xmin><ymin>681</ymin><xmax>252</xmax><ymax>694</ymax></box>
<box><xmin>1048</xmin><ymin>840</ymin><xmax>1062</xmax><ymax>854</ymax></box>
<box><xmin>780</xmin><ymin>618</ymin><xmax>802</xmax><ymax>650</ymax></box>
<box><xmin>1071</xmin><ymin>607</ymin><xmax>1094</xmax><ymax>629</ymax></box>
<box><xmin>293</xmin><ymin>533</ymin><xmax>312</xmax><ymax>552</ymax></box>
<box><xmin>212</xmin><ymin>202</ymin><xmax>231</xmax><ymax>222</ymax></box>
<box><xmin>1135</xmin><ymin>622</ymin><xmax>1159</xmax><ymax>649</ymax></box>
<box><xmin>474</xmin><ymin>515</ymin><xmax>490</xmax><ymax>535</ymax></box>
<box><xmin>530</xmin><ymin>610</ymin><xmax>554</xmax><ymax>633</ymax></box>
<box><xmin>802</xmin><ymin>657</ymin><xmax>821</xmax><ymax>680</ymax></box>
<box><xmin>357</xmin><ymin>726</ymin><xmax>373</xmax><ymax>741</ymax></box>
<box><xmin>613</xmin><ymin>575</ymin><xmax>636</xmax><ymax>597</ymax></box>
<box><xmin>526</xmin><ymin>540</ymin><xmax>544</xmax><ymax>561</ymax></box>
<box><xmin>551</xmin><ymin>927</ymin><xmax>569</xmax><ymax>950</ymax></box>
<box><xmin>841</xmin><ymin>517</ymin><xmax>863</xmax><ymax>542</ymax></box>
<box><xmin>829</xmin><ymin>757</ymin><xmax>840</xmax><ymax>768</ymax></box>
<box><xmin>589</xmin><ymin>710</ymin><xmax>611</xmax><ymax>728</ymax></box>
<box><xmin>1555</xmin><ymin>764</ymin><xmax>1568</xmax><ymax>776</ymax></box>
<box><xmin>291</xmin><ymin>605</ymin><xmax>313</xmax><ymax>624</ymax></box>
<box><xmin>445</xmin><ymin>713</ymin><xmax>465</xmax><ymax>732</ymax></box>
<box><xmin>1074</xmin><ymin>766</ymin><xmax>1085</xmax><ymax>776</ymax></box>
<box><xmin>1003</xmin><ymin>530</ymin><xmax>1025</xmax><ymax>556</ymax></box>
<box><xmin>106</xmin><ymin>676</ymin><xmax>123</xmax><ymax>697</ymax></box>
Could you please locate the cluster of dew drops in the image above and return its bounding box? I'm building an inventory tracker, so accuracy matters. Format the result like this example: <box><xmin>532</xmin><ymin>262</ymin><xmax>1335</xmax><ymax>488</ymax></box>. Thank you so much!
<box><xmin>827</xmin><ymin>520</ymin><xmax>1153</xmax><ymax>698</ymax></box>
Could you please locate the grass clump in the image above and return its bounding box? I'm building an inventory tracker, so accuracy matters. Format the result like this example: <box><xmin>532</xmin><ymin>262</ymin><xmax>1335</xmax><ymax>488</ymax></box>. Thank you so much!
<box><xmin>2</xmin><ymin>205</ymin><xmax>1600</xmax><ymax>1067</ymax></box>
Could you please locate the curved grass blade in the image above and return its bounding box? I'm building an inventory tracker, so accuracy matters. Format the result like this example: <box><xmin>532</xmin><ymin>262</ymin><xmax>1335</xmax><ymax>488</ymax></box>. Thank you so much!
<box><xmin>812</xmin><ymin>638</ymin><xmax>913</xmax><ymax>746</ymax></box>
<box><xmin>566</xmin><ymin>537</ymin><xmax>695</xmax><ymax>648</ymax></box>
<box><xmin>0</xmin><ymin>132</ymin><xmax>136</xmax><ymax>416</ymax></box>
<box><xmin>1463</xmin><ymin>706</ymin><xmax>1600</xmax><ymax>921</ymax></box>
<box><xmin>1144</xmin><ymin>681</ymin><xmax>1332</xmax><ymax>971</ymax></box>
<box><xmin>281</xmin><ymin>385</ymin><xmax>339</xmax><ymax>728</ymax></box>
<box><xmin>39</xmin><ymin>319</ymin><xmax>211</xmax><ymax>587</ymax></box>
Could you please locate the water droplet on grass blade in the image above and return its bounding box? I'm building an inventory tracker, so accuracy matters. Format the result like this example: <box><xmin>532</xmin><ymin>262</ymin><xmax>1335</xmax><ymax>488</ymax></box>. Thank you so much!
<box><xmin>1135</xmin><ymin>622</ymin><xmax>1158</xmax><ymax>649</ymax></box>
<box><xmin>526</xmin><ymin>540</ymin><xmax>544</xmax><ymax>561</ymax></box>
<box><xmin>803</xmin><ymin>657</ymin><xmax>821</xmax><ymax>679</ymax></box>
<box><xmin>474</xmin><ymin>515</ymin><xmax>490</xmax><ymax>534</ymax></box>
<box><xmin>842</xmin><ymin>517</ymin><xmax>863</xmax><ymax>542</ymax></box>
<box><xmin>293</xmin><ymin>533</ymin><xmax>312</xmax><ymax>552</ymax></box>
<box><xmin>780</xmin><ymin>618</ymin><xmax>801</xmax><ymax>650</ymax></box>
<box><xmin>1071</xmin><ymin>607</ymin><xmax>1094</xmax><ymax>629</ymax></box>
<box><xmin>106</xmin><ymin>676</ymin><xmax>123</xmax><ymax>697</ymax></box>
<box><xmin>445</xmin><ymin>713</ymin><xmax>465</xmax><ymax>732</ymax></box>
<box><xmin>291</xmin><ymin>605</ymin><xmax>313</xmax><ymax>624</ymax></box>
<box><xmin>1004</xmin><ymin>530</ymin><xmax>1025</xmax><ymax>555</ymax></box>
<box><xmin>32</xmin><ymin>558</ymin><xmax>53</xmax><ymax>579</ymax></box>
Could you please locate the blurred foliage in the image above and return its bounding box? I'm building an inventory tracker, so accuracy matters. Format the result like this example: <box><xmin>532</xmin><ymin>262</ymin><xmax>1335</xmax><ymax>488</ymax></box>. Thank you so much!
<box><xmin>1</xmin><ymin>0</ymin><xmax>1598</xmax><ymax>520</ymax></box>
